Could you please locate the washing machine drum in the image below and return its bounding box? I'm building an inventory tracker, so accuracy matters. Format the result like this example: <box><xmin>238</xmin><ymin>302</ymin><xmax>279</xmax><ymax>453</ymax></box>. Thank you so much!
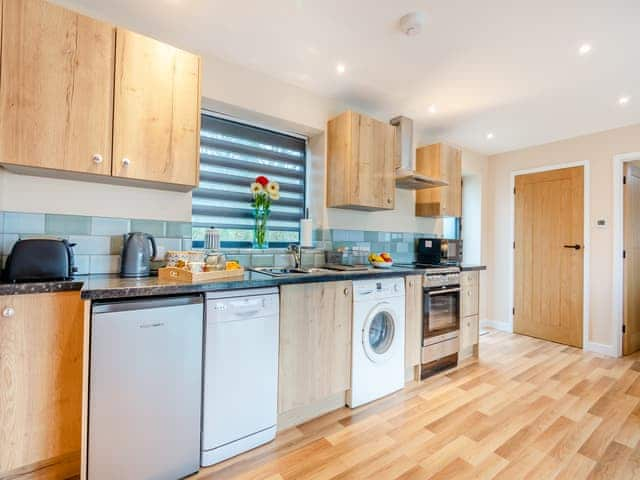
<box><xmin>362</xmin><ymin>305</ymin><xmax>398</xmax><ymax>363</ymax></box>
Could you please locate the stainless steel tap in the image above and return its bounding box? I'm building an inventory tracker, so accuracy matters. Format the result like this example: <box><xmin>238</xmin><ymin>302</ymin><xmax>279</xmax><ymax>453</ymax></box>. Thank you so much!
<box><xmin>288</xmin><ymin>244</ymin><xmax>301</xmax><ymax>269</ymax></box>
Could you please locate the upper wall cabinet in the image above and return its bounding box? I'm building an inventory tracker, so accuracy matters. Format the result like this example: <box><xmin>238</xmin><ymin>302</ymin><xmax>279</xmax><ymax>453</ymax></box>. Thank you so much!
<box><xmin>112</xmin><ymin>29</ymin><xmax>201</xmax><ymax>187</ymax></box>
<box><xmin>327</xmin><ymin>110</ymin><xmax>395</xmax><ymax>211</ymax></box>
<box><xmin>0</xmin><ymin>0</ymin><xmax>201</xmax><ymax>190</ymax></box>
<box><xmin>0</xmin><ymin>0</ymin><xmax>115</xmax><ymax>176</ymax></box>
<box><xmin>415</xmin><ymin>143</ymin><xmax>462</xmax><ymax>217</ymax></box>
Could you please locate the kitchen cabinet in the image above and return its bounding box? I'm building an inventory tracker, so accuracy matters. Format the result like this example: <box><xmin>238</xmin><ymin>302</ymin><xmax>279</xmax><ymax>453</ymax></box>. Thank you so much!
<box><xmin>0</xmin><ymin>0</ymin><xmax>115</xmax><ymax>176</ymax></box>
<box><xmin>460</xmin><ymin>271</ymin><xmax>480</xmax><ymax>359</ymax></box>
<box><xmin>415</xmin><ymin>143</ymin><xmax>462</xmax><ymax>217</ymax></box>
<box><xmin>0</xmin><ymin>0</ymin><xmax>201</xmax><ymax>190</ymax></box>
<box><xmin>405</xmin><ymin>275</ymin><xmax>423</xmax><ymax>378</ymax></box>
<box><xmin>112</xmin><ymin>29</ymin><xmax>201</xmax><ymax>187</ymax></box>
<box><xmin>278</xmin><ymin>281</ymin><xmax>352</xmax><ymax>420</ymax></box>
<box><xmin>326</xmin><ymin>110</ymin><xmax>395</xmax><ymax>211</ymax></box>
<box><xmin>0</xmin><ymin>292</ymin><xmax>84</xmax><ymax>478</ymax></box>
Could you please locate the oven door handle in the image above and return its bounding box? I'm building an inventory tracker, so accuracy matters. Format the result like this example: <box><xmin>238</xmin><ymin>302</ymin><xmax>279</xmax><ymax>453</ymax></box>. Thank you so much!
<box><xmin>428</xmin><ymin>288</ymin><xmax>461</xmax><ymax>295</ymax></box>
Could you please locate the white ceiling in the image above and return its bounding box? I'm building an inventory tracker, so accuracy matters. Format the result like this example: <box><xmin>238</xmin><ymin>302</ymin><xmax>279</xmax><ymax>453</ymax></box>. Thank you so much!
<box><xmin>59</xmin><ymin>0</ymin><xmax>639</xmax><ymax>154</ymax></box>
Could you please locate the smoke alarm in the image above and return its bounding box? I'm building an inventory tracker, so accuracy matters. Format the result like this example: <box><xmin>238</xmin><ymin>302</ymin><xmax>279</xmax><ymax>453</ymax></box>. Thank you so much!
<box><xmin>398</xmin><ymin>12</ymin><xmax>426</xmax><ymax>36</ymax></box>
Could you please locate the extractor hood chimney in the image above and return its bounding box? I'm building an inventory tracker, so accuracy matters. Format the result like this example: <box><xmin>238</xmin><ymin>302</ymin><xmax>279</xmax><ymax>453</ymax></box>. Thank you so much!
<box><xmin>390</xmin><ymin>116</ymin><xmax>448</xmax><ymax>190</ymax></box>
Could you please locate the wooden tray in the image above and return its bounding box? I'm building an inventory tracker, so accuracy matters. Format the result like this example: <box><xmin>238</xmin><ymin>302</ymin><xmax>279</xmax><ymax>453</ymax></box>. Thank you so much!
<box><xmin>158</xmin><ymin>266</ymin><xmax>245</xmax><ymax>283</ymax></box>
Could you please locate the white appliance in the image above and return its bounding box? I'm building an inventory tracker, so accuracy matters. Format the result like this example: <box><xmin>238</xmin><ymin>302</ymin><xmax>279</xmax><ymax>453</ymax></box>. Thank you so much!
<box><xmin>349</xmin><ymin>277</ymin><xmax>405</xmax><ymax>408</ymax></box>
<box><xmin>88</xmin><ymin>296</ymin><xmax>203</xmax><ymax>480</ymax></box>
<box><xmin>201</xmin><ymin>288</ymin><xmax>279</xmax><ymax>466</ymax></box>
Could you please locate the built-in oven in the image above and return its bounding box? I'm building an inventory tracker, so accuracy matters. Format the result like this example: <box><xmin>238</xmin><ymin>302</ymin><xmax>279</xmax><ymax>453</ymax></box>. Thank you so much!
<box><xmin>421</xmin><ymin>267</ymin><xmax>461</xmax><ymax>379</ymax></box>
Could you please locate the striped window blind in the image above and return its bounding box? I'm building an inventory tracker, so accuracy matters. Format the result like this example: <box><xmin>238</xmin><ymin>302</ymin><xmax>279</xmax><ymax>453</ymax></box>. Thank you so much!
<box><xmin>192</xmin><ymin>113</ymin><xmax>307</xmax><ymax>248</ymax></box>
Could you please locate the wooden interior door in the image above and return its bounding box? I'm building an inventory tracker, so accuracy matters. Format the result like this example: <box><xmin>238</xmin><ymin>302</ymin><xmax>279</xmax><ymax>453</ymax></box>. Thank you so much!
<box><xmin>112</xmin><ymin>29</ymin><xmax>201</xmax><ymax>187</ymax></box>
<box><xmin>514</xmin><ymin>166</ymin><xmax>584</xmax><ymax>347</ymax></box>
<box><xmin>0</xmin><ymin>0</ymin><xmax>114</xmax><ymax>175</ymax></box>
<box><xmin>623</xmin><ymin>164</ymin><xmax>640</xmax><ymax>355</ymax></box>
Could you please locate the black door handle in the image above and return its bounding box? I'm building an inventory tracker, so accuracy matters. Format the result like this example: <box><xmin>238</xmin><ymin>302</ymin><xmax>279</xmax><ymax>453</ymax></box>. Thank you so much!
<box><xmin>563</xmin><ymin>244</ymin><xmax>581</xmax><ymax>250</ymax></box>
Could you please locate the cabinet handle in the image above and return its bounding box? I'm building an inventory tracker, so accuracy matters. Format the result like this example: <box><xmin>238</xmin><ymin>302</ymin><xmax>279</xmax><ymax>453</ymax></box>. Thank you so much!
<box><xmin>92</xmin><ymin>154</ymin><xmax>103</xmax><ymax>164</ymax></box>
<box><xmin>2</xmin><ymin>307</ymin><xmax>15</xmax><ymax>318</ymax></box>
<box><xmin>122</xmin><ymin>158</ymin><xmax>131</xmax><ymax>167</ymax></box>
<box><xmin>408</xmin><ymin>280</ymin><xmax>413</xmax><ymax>287</ymax></box>
<box><xmin>343</xmin><ymin>288</ymin><xmax>349</xmax><ymax>296</ymax></box>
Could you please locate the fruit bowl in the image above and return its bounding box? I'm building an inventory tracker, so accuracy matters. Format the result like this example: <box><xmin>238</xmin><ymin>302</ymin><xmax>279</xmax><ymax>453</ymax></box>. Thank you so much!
<box><xmin>370</xmin><ymin>261</ymin><xmax>393</xmax><ymax>269</ymax></box>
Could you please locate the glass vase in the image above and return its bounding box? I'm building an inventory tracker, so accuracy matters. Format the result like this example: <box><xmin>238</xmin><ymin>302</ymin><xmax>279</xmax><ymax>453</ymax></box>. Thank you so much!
<box><xmin>253</xmin><ymin>209</ymin><xmax>269</xmax><ymax>249</ymax></box>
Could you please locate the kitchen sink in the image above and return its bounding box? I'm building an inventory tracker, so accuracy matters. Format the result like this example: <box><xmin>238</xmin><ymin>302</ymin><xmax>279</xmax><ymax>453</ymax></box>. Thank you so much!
<box><xmin>250</xmin><ymin>267</ymin><xmax>333</xmax><ymax>277</ymax></box>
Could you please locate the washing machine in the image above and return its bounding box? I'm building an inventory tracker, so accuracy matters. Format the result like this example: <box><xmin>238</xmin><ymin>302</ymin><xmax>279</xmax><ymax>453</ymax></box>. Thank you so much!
<box><xmin>348</xmin><ymin>277</ymin><xmax>405</xmax><ymax>408</ymax></box>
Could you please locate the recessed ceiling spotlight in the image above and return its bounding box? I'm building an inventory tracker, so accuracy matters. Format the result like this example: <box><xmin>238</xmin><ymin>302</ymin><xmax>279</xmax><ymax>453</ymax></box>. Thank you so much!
<box><xmin>619</xmin><ymin>96</ymin><xmax>631</xmax><ymax>105</ymax></box>
<box><xmin>486</xmin><ymin>133</ymin><xmax>495</xmax><ymax>140</ymax></box>
<box><xmin>428</xmin><ymin>105</ymin><xmax>437</xmax><ymax>114</ymax></box>
<box><xmin>336</xmin><ymin>63</ymin><xmax>346</xmax><ymax>75</ymax></box>
<box><xmin>578</xmin><ymin>43</ymin><xmax>592</xmax><ymax>56</ymax></box>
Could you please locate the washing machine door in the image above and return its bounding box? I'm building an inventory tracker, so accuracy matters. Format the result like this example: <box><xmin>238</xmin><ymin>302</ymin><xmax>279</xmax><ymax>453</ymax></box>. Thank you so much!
<box><xmin>362</xmin><ymin>303</ymin><xmax>398</xmax><ymax>363</ymax></box>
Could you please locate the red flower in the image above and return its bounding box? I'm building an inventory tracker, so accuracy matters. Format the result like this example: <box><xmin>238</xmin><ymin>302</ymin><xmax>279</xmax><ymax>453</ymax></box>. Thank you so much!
<box><xmin>256</xmin><ymin>176</ymin><xmax>269</xmax><ymax>187</ymax></box>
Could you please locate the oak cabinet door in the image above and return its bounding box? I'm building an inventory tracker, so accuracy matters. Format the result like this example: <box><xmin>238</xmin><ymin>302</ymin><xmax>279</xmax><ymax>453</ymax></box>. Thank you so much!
<box><xmin>460</xmin><ymin>315</ymin><xmax>479</xmax><ymax>357</ymax></box>
<box><xmin>0</xmin><ymin>292</ymin><xmax>84</xmax><ymax>476</ymax></box>
<box><xmin>278</xmin><ymin>281</ymin><xmax>352</xmax><ymax>413</ymax></box>
<box><xmin>327</xmin><ymin>111</ymin><xmax>395</xmax><ymax>210</ymax></box>
<box><xmin>0</xmin><ymin>0</ymin><xmax>114</xmax><ymax>175</ymax></box>
<box><xmin>415</xmin><ymin>143</ymin><xmax>462</xmax><ymax>217</ymax></box>
<box><xmin>405</xmin><ymin>275</ymin><xmax>423</xmax><ymax>370</ymax></box>
<box><xmin>461</xmin><ymin>271</ymin><xmax>480</xmax><ymax>318</ymax></box>
<box><xmin>112</xmin><ymin>29</ymin><xmax>201</xmax><ymax>187</ymax></box>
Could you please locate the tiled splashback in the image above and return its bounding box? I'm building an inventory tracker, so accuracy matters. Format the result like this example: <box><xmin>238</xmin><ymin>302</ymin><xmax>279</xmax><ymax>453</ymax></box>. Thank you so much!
<box><xmin>0</xmin><ymin>211</ymin><xmax>437</xmax><ymax>274</ymax></box>
<box><xmin>0</xmin><ymin>211</ymin><xmax>191</xmax><ymax>274</ymax></box>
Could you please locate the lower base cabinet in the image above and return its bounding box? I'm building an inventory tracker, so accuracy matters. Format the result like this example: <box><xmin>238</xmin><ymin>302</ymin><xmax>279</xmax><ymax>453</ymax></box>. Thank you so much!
<box><xmin>0</xmin><ymin>292</ymin><xmax>84</xmax><ymax>478</ymax></box>
<box><xmin>278</xmin><ymin>281</ymin><xmax>352</xmax><ymax>426</ymax></box>
<box><xmin>460</xmin><ymin>271</ymin><xmax>480</xmax><ymax>360</ymax></box>
<box><xmin>405</xmin><ymin>275</ymin><xmax>423</xmax><ymax>379</ymax></box>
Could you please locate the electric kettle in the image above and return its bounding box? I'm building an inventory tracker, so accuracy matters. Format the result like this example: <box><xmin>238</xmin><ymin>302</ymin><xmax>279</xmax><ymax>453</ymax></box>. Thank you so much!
<box><xmin>120</xmin><ymin>232</ymin><xmax>157</xmax><ymax>278</ymax></box>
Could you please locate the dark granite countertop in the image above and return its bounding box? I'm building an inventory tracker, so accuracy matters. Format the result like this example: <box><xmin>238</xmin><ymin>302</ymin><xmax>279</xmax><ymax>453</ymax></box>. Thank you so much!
<box><xmin>0</xmin><ymin>264</ymin><xmax>487</xmax><ymax>300</ymax></box>
<box><xmin>0</xmin><ymin>267</ymin><xmax>427</xmax><ymax>300</ymax></box>
<box><xmin>0</xmin><ymin>279</ymin><xmax>86</xmax><ymax>296</ymax></box>
<box><xmin>459</xmin><ymin>265</ymin><xmax>487</xmax><ymax>272</ymax></box>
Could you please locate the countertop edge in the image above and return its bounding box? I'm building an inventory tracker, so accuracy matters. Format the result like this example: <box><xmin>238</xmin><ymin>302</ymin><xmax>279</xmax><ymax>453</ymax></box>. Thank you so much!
<box><xmin>1</xmin><ymin>265</ymin><xmax>487</xmax><ymax>300</ymax></box>
<box><xmin>459</xmin><ymin>265</ymin><xmax>487</xmax><ymax>272</ymax></box>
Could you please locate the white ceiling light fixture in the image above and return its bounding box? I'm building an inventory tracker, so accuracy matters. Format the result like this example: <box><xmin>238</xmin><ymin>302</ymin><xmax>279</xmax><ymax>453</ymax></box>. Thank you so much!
<box><xmin>428</xmin><ymin>104</ymin><xmax>437</xmax><ymax>114</ymax></box>
<box><xmin>486</xmin><ymin>132</ymin><xmax>495</xmax><ymax>140</ymax></box>
<box><xmin>336</xmin><ymin>63</ymin><xmax>346</xmax><ymax>75</ymax></box>
<box><xmin>619</xmin><ymin>96</ymin><xmax>631</xmax><ymax>105</ymax></box>
<box><xmin>578</xmin><ymin>43</ymin><xmax>592</xmax><ymax>56</ymax></box>
<box><xmin>399</xmin><ymin>12</ymin><xmax>426</xmax><ymax>37</ymax></box>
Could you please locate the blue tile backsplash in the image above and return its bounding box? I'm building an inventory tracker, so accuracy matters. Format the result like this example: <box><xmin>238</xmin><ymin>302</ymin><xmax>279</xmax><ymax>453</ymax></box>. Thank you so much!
<box><xmin>0</xmin><ymin>211</ymin><xmax>441</xmax><ymax>274</ymax></box>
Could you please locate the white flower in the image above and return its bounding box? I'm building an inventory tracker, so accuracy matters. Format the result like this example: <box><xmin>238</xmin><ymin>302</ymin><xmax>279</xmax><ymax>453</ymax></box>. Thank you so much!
<box><xmin>266</xmin><ymin>181</ymin><xmax>280</xmax><ymax>195</ymax></box>
<box><xmin>250</xmin><ymin>182</ymin><xmax>263</xmax><ymax>194</ymax></box>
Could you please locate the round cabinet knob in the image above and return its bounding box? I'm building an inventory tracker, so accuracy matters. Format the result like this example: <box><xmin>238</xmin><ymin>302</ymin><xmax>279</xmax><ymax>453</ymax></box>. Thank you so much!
<box><xmin>387</xmin><ymin>198</ymin><xmax>392</xmax><ymax>204</ymax></box>
<box><xmin>408</xmin><ymin>280</ymin><xmax>413</xmax><ymax>287</ymax></box>
<box><xmin>344</xmin><ymin>288</ymin><xmax>349</xmax><ymax>296</ymax></box>
<box><xmin>122</xmin><ymin>158</ymin><xmax>131</xmax><ymax>167</ymax></box>
<box><xmin>92</xmin><ymin>154</ymin><xmax>103</xmax><ymax>164</ymax></box>
<box><xmin>2</xmin><ymin>307</ymin><xmax>15</xmax><ymax>318</ymax></box>
<box><xmin>394</xmin><ymin>284</ymin><xmax>400</xmax><ymax>292</ymax></box>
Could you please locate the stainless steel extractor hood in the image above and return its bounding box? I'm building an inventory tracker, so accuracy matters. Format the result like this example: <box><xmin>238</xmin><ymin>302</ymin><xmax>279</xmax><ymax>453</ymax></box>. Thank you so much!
<box><xmin>390</xmin><ymin>116</ymin><xmax>448</xmax><ymax>190</ymax></box>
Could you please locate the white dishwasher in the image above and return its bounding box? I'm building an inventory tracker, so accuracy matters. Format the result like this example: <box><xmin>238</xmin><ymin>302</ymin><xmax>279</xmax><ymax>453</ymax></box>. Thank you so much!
<box><xmin>201</xmin><ymin>287</ymin><xmax>279</xmax><ymax>466</ymax></box>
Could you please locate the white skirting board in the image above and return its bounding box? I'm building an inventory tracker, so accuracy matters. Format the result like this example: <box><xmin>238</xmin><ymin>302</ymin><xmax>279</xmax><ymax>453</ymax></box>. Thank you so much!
<box><xmin>480</xmin><ymin>319</ymin><xmax>513</xmax><ymax>333</ymax></box>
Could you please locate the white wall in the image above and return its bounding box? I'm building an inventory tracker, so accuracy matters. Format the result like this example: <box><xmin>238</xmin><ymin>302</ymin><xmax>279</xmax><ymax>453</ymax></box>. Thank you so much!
<box><xmin>0</xmin><ymin>7</ymin><xmax>469</xmax><ymax>236</ymax></box>
<box><xmin>487</xmin><ymin>123</ymin><xmax>640</xmax><ymax>354</ymax></box>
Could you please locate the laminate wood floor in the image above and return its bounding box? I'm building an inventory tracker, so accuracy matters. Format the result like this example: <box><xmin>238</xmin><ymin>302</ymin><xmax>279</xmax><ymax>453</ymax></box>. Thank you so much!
<box><xmin>194</xmin><ymin>330</ymin><xmax>640</xmax><ymax>480</ymax></box>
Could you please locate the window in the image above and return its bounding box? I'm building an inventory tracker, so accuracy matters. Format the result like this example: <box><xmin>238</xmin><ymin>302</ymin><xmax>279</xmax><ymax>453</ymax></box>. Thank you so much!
<box><xmin>192</xmin><ymin>113</ymin><xmax>307</xmax><ymax>248</ymax></box>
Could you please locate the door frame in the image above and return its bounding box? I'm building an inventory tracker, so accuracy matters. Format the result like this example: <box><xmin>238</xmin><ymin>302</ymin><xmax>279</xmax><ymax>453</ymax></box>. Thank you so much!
<box><xmin>612</xmin><ymin>152</ymin><xmax>640</xmax><ymax>357</ymax></box>
<box><xmin>507</xmin><ymin>161</ymin><xmax>591</xmax><ymax>350</ymax></box>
